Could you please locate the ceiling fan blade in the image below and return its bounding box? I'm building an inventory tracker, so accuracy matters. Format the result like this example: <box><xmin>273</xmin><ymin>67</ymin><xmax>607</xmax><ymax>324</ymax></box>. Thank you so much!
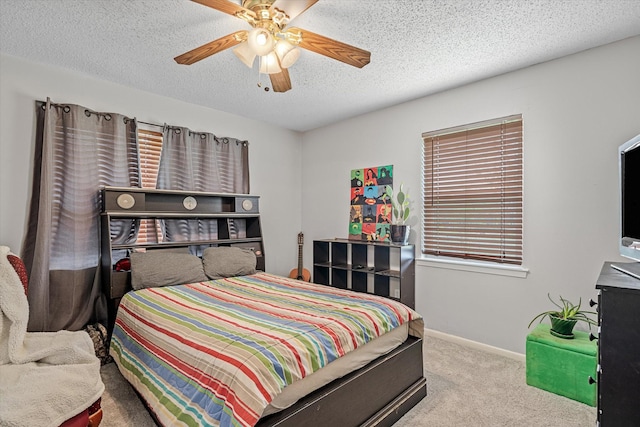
<box><xmin>191</xmin><ymin>0</ymin><xmax>255</xmax><ymax>19</ymax></box>
<box><xmin>270</xmin><ymin>68</ymin><xmax>292</xmax><ymax>93</ymax></box>
<box><xmin>289</xmin><ymin>28</ymin><xmax>371</xmax><ymax>68</ymax></box>
<box><xmin>270</xmin><ymin>0</ymin><xmax>319</xmax><ymax>21</ymax></box>
<box><xmin>175</xmin><ymin>31</ymin><xmax>247</xmax><ymax>65</ymax></box>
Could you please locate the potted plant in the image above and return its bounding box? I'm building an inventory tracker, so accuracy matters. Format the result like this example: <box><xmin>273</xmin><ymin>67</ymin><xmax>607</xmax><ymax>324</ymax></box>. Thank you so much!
<box><xmin>528</xmin><ymin>293</ymin><xmax>598</xmax><ymax>339</ymax></box>
<box><xmin>385</xmin><ymin>183</ymin><xmax>411</xmax><ymax>245</ymax></box>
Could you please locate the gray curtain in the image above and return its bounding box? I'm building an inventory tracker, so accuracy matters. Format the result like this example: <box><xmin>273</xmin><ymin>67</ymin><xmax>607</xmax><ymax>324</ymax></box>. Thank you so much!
<box><xmin>156</xmin><ymin>126</ymin><xmax>249</xmax><ymax>244</ymax></box>
<box><xmin>22</xmin><ymin>99</ymin><xmax>139</xmax><ymax>332</ymax></box>
<box><xmin>157</xmin><ymin>126</ymin><xmax>249</xmax><ymax>192</ymax></box>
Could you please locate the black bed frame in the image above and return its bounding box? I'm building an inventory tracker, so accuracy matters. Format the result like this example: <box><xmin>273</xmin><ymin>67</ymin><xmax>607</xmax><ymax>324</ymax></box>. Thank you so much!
<box><xmin>258</xmin><ymin>336</ymin><xmax>426</xmax><ymax>427</ymax></box>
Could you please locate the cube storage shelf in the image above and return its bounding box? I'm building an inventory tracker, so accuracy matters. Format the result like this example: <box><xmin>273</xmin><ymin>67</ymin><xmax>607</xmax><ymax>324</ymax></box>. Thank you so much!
<box><xmin>313</xmin><ymin>239</ymin><xmax>415</xmax><ymax>309</ymax></box>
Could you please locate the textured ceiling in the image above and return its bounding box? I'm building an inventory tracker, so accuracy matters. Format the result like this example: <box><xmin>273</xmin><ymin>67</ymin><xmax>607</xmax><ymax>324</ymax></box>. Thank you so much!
<box><xmin>1</xmin><ymin>0</ymin><xmax>639</xmax><ymax>132</ymax></box>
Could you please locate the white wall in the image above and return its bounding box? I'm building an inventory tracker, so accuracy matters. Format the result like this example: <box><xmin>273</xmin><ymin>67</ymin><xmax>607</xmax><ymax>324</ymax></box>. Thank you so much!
<box><xmin>301</xmin><ymin>36</ymin><xmax>640</xmax><ymax>354</ymax></box>
<box><xmin>0</xmin><ymin>53</ymin><xmax>303</xmax><ymax>276</ymax></box>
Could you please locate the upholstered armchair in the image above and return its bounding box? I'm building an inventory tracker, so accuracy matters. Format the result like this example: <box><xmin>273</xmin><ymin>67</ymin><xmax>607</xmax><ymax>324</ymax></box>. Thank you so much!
<box><xmin>0</xmin><ymin>247</ymin><xmax>104</xmax><ymax>427</ymax></box>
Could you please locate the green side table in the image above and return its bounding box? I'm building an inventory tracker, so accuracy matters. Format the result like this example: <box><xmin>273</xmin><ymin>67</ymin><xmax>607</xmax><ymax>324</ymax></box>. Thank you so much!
<box><xmin>526</xmin><ymin>323</ymin><xmax>597</xmax><ymax>406</ymax></box>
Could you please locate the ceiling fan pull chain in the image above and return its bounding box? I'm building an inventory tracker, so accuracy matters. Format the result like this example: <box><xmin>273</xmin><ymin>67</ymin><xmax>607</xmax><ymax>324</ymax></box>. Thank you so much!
<box><xmin>256</xmin><ymin>56</ymin><xmax>270</xmax><ymax>92</ymax></box>
<box><xmin>256</xmin><ymin>56</ymin><xmax>263</xmax><ymax>88</ymax></box>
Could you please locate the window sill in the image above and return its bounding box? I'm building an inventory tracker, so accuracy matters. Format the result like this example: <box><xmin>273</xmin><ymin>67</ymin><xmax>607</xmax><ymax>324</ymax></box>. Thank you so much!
<box><xmin>417</xmin><ymin>256</ymin><xmax>529</xmax><ymax>278</ymax></box>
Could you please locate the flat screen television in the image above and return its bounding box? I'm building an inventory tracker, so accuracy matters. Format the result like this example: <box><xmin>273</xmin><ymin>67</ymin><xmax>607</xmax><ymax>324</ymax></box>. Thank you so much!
<box><xmin>612</xmin><ymin>133</ymin><xmax>640</xmax><ymax>280</ymax></box>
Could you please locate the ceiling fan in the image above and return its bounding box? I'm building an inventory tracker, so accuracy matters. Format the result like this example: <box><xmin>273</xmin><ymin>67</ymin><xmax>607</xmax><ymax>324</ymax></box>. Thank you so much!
<box><xmin>174</xmin><ymin>0</ymin><xmax>371</xmax><ymax>92</ymax></box>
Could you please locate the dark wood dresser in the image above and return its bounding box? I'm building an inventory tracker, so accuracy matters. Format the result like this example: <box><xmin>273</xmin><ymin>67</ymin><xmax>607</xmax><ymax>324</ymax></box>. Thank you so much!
<box><xmin>594</xmin><ymin>262</ymin><xmax>640</xmax><ymax>426</ymax></box>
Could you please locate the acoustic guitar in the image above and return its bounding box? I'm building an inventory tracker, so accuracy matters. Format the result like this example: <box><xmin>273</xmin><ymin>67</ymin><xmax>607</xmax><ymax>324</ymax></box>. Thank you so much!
<box><xmin>289</xmin><ymin>232</ymin><xmax>311</xmax><ymax>282</ymax></box>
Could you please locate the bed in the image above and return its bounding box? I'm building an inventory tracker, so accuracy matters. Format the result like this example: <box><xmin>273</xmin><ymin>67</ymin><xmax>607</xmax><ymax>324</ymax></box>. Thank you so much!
<box><xmin>101</xmin><ymin>188</ymin><xmax>426</xmax><ymax>426</ymax></box>
<box><xmin>109</xmin><ymin>261</ymin><xmax>425</xmax><ymax>427</ymax></box>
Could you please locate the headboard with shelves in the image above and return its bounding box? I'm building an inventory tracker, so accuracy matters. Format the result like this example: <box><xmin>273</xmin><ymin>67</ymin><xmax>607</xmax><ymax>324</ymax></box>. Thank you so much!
<box><xmin>100</xmin><ymin>186</ymin><xmax>264</xmax><ymax>327</ymax></box>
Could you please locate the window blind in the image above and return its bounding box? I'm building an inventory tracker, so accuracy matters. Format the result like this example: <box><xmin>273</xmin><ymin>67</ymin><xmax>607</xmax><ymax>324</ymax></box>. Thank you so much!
<box><xmin>137</xmin><ymin>128</ymin><xmax>163</xmax><ymax>244</ymax></box>
<box><xmin>422</xmin><ymin>115</ymin><xmax>523</xmax><ymax>264</ymax></box>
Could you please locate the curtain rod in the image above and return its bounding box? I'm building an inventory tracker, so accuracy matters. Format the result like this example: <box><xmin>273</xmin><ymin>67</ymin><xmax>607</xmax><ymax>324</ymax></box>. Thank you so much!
<box><xmin>39</xmin><ymin>99</ymin><xmax>248</xmax><ymax>144</ymax></box>
<box><xmin>39</xmin><ymin>99</ymin><xmax>164</xmax><ymax>128</ymax></box>
<box><xmin>137</xmin><ymin>120</ymin><xmax>164</xmax><ymax>129</ymax></box>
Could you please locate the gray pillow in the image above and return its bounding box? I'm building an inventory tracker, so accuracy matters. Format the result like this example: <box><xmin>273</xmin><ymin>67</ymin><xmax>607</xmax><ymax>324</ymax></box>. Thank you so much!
<box><xmin>130</xmin><ymin>251</ymin><xmax>208</xmax><ymax>290</ymax></box>
<box><xmin>202</xmin><ymin>246</ymin><xmax>257</xmax><ymax>279</ymax></box>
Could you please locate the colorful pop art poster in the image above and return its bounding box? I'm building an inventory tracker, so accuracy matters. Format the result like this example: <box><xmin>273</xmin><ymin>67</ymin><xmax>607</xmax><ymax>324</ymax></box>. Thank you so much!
<box><xmin>349</xmin><ymin>165</ymin><xmax>393</xmax><ymax>241</ymax></box>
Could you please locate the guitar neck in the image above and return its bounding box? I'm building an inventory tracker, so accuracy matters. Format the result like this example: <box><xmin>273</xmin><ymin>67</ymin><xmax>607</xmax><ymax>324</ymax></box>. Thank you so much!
<box><xmin>297</xmin><ymin>244</ymin><xmax>303</xmax><ymax>274</ymax></box>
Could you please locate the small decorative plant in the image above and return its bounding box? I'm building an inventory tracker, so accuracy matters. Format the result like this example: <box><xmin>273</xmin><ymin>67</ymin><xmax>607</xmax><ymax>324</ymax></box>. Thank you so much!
<box><xmin>385</xmin><ymin>184</ymin><xmax>410</xmax><ymax>225</ymax></box>
<box><xmin>528</xmin><ymin>293</ymin><xmax>597</xmax><ymax>339</ymax></box>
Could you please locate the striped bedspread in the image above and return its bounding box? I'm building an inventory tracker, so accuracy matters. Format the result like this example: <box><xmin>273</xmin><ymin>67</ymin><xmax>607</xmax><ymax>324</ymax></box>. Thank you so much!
<box><xmin>110</xmin><ymin>272</ymin><xmax>423</xmax><ymax>427</ymax></box>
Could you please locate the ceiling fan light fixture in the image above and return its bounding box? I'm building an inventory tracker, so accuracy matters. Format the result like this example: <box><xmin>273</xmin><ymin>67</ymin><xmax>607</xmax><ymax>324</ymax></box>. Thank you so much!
<box><xmin>176</xmin><ymin>0</ymin><xmax>371</xmax><ymax>93</ymax></box>
<box><xmin>233</xmin><ymin>42</ymin><xmax>256</xmax><ymax>68</ymax></box>
<box><xmin>247</xmin><ymin>28</ymin><xmax>273</xmax><ymax>56</ymax></box>
<box><xmin>274</xmin><ymin>39</ymin><xmax>300</xmax><ymax>68</ymax></box>
<box><xmin>259</xmin><ymin>51</ymin><xmax>282</xmax><ymax>75</ymax></box>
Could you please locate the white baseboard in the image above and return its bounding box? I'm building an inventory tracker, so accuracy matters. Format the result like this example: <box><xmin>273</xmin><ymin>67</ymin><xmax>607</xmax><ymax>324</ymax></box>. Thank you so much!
<box><xmin>425</xmin><ymin>328</ymin><xmax>525</xmax><ymax>363</ymax></box>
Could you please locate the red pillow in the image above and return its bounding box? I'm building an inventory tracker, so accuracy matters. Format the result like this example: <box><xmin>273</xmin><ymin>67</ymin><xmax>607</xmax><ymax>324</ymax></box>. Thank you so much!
<box><xmin>7</xmin><ymin>254</ymin><xmax>28</xmax><ymax>295</ymax></box>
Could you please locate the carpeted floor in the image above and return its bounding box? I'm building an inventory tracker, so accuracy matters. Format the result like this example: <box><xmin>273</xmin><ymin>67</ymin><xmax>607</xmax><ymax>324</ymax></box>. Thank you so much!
<box><xmin>100</xmin><ymin>333</ymin><xmax>596</xmax><ymax>426</ymax></box>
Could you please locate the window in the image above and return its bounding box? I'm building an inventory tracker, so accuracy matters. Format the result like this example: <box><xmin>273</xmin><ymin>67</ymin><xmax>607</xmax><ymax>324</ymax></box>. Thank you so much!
<box><xmin>137</xmin><ymin>128</ymin><xmax>163</xmax><ymax>244</ymax></box>
<box><xmin>422</xmin><ymin>114</ymin><xmax>523</xmax><ymax>265</ymax></box>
